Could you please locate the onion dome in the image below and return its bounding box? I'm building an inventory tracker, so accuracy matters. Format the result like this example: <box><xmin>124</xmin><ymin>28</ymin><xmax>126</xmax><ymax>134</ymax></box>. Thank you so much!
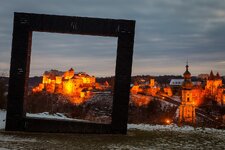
<box><xmin>183</xmin><ymin>64</ymin><xmax>191</xmax><ymax>79</ymax></box>
<box><xmin>182</xmin><ymin>64</ymin><xmax>193</xmax><ymax>89</ymax></box>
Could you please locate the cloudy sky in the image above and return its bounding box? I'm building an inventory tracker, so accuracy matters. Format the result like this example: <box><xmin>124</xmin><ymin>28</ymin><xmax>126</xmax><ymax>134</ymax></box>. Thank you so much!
<box><xmin>0</xmin><ymin>0</ymin><xmax>225</xmax><ymax>77</ymax></box>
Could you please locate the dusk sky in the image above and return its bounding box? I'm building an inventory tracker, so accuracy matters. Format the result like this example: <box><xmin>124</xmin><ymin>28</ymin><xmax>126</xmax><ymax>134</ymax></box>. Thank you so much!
<box><xmin>0</xmin><ymin>0</ymin><xmax>225</xmax><ymax>77</ymax></box>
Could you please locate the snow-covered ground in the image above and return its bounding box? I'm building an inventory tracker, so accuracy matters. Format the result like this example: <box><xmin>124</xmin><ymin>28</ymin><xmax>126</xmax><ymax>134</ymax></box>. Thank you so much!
<box><xmin>0</xmin><ymin>109</ymin><xmax>225</xmax><ymax>149</ymax></box>
<box><xmin>159</xmin><ymin>99</ymin><xmax>176</xmax><ymax>109</ymax></box>
<box><xmin>26</xmin><ymin>112</ymin><xmax>90</xmax><ymax>122</ymax></box>
<box><xmin>128</xmin><ymin>123</ymin><xmax>225</xmax><ymax>134</ymax></box>
<box><xmin>27</xmin><ymin>112</ymin><xmax>75</xmax><ymax>120</ymax></box>
<box><xmin>171</xmin><ymin>96</ymin><xmax>181</xmax><ymax>102</ymax></box>
<box><xmin>1</xmin><ymin>109</ymin><xmax>224</xmax><ymax>133</ymax></box>
<box><xmin>0</xmin><ymin>110</ymin><xmax>91</xmax><ymax>131</ymax></box>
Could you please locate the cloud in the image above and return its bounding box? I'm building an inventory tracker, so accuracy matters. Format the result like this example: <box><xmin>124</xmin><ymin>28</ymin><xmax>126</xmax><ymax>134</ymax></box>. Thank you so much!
<box><xmin>218</xmin><ymin>61</ymin><xmax>225</xmax><ymax>64</ymax></box>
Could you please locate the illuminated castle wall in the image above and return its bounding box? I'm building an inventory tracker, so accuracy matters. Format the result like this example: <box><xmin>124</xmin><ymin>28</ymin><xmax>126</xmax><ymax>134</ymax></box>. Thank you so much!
<box><xmin>206</xmin><ymin>71</ymin><xmax>222</xmax><ymax>95</ymax></box>
<box><xmin>190</xmin><ymin>71</ymin><xmax>224</xmax><ymax>106</ymax></box>
<box><xmin>205</xmin><ymin>71</ymin><xmax>224</xmax><ymax>105</ymax></box>
<box><xmin>32</xmin><ymin>68</ymin><xmax>96</xmax><ymax>98</ymax></box>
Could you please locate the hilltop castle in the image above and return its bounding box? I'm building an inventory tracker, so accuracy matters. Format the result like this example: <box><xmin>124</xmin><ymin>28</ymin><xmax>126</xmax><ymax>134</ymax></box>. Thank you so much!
<box><xmin>32</xmin><ymin>68</ymin><xmax>96</xmax><ymax>98</ymax></box>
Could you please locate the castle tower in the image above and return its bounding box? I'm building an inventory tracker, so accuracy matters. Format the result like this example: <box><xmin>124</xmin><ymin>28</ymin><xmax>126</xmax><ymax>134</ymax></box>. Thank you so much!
<box><xmin>208</xmin><ymin>70</ymin><xmax>215</xmax><ymax>80</ymax></box>
<box><xmin>64</xmin><ymin>68</ymin><xmax>75</xmax><ymax>80</ymax></box>
<box><xmin>206</xmin><ymin>71</ymin><xmax>222</xmax><ymax>95</ymax></box>
<box><xmin>216</xmin><ymin>72</ymin><xmax>221</xmax><ymax>79</ymax></box>
<box><xmin>179</xmin><ymin>63</ymin><xmax>196</xmax><ymax>125</ymax></box>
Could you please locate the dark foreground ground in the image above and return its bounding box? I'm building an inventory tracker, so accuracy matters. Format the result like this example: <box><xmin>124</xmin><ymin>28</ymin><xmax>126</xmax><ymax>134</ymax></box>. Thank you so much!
<box><xmin>0</xmin><ymin>125</ymin><xmax>224</xmax><ymax>150</ymax></box>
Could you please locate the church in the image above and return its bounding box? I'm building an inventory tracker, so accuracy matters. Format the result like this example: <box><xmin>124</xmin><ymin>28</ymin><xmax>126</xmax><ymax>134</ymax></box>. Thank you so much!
<box><xmin>179</xmin><ymin>63</ymin><xmax>196</xmax><ymax>125</ymax></box>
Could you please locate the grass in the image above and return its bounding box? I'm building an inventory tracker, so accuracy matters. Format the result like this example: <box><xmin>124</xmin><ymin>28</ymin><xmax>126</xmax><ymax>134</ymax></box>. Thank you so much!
<box><xmin>0</xmin><ymin>128</ymin><xmax>224</xmax><ymax>150</ymax></box>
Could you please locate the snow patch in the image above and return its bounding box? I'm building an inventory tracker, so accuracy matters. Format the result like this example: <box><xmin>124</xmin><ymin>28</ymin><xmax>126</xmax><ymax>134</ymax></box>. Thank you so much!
<box><xmin>26</xmin><ymin>112</ymin><xmax>74</xmax><ymax>120</ymax></box>
<box><xmin>26</xmin><ymin>112</ymin><xmax>90</xmax><ymax>122</ymax></box>
<box><xmin>171</xmin><ymin>96</ymin><xmax>181</xmax><ymax>102</ymax></box>
<box><xmin>0</xmin><ymin>134</ymin><xmax>36</xmax><ymax>142</ymax></box>
<box><xmin>0</xmin><ymin>109</ymin><xmax>91</xmax><ymax>130</ymax></box>
<box><xmin>105</xmin><ymin>144</ymin><xmax>143</xmax><ymax>150</ymax></box>
<box><xmin>128</xmin><ymin>124</ymin><xmax>225</xmax><ymax>134</ymax></box>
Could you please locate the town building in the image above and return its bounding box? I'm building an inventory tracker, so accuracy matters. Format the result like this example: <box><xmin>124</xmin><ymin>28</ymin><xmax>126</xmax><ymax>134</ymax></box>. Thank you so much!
<box><xmin>163</xmin><ymin>86</ymin><xmax>173</xmax><ymax>97</ymax></box>
<box><xmin>170</xmin><ymin>79</ymin><xmax>184</xmax><ymax>86</ymax></box>
<box><xmin>130</xmin><ymin>78</ymin><xmax>160</xmax><ymax>96</ymax></box>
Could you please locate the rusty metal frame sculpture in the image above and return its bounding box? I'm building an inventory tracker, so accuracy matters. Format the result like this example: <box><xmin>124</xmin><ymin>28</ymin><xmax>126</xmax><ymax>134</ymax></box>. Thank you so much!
<box><xmin>6</xmin><ymin>12</ymin><xmax>135</xmax><ymax>134</ymax></box>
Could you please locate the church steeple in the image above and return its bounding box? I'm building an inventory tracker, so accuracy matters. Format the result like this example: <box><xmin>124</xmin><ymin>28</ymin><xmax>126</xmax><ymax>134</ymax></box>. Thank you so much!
<box><xmin>182</xmin><ymin>62</ymin><xmax>192</xmax><ymax>90</ymax></box>
<box><xmin>183</xmin><ymin>60</ymin><xmax>191</xmax><ymax>79</ymax></box>
<box><xmin>179</xmin><ymin>61</ymin><xmax>196</xmax><ymax>126</ymax></box>
<box><xmin>186</xmin><ymin>59</ymin><xmax>188</xmax><ymax>69</ymax></box>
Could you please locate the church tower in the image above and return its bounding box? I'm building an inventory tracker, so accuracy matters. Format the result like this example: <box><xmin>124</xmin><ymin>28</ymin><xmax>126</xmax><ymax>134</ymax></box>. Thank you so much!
<box><xmin>179</xmin><ymin>62</ymin><xmax>196</xmax><ymax>125</ymax></box>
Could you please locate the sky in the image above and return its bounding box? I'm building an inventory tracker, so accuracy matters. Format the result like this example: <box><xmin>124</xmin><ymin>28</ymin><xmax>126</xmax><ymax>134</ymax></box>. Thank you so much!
<box><xmin>0</xmin><ymin>0</ymin><xmax>225</xmax><ymax>77</ymax></box>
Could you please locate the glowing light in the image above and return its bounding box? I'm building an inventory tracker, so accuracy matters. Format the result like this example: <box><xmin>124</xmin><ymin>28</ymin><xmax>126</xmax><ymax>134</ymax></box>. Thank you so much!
<box><xmin>165</xmin><ymin>119</ymin><xmax>171</xmax><ymax>124</ymax></box>
<box><xmin>63</xmin><ymin>80</ymin><xmax>74</xmax><ymax>95</ymax></box>
<box><xmin>55</xmin><ymin>76</ymin><xmax>62</xmax><ymax>84</ymax></box>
